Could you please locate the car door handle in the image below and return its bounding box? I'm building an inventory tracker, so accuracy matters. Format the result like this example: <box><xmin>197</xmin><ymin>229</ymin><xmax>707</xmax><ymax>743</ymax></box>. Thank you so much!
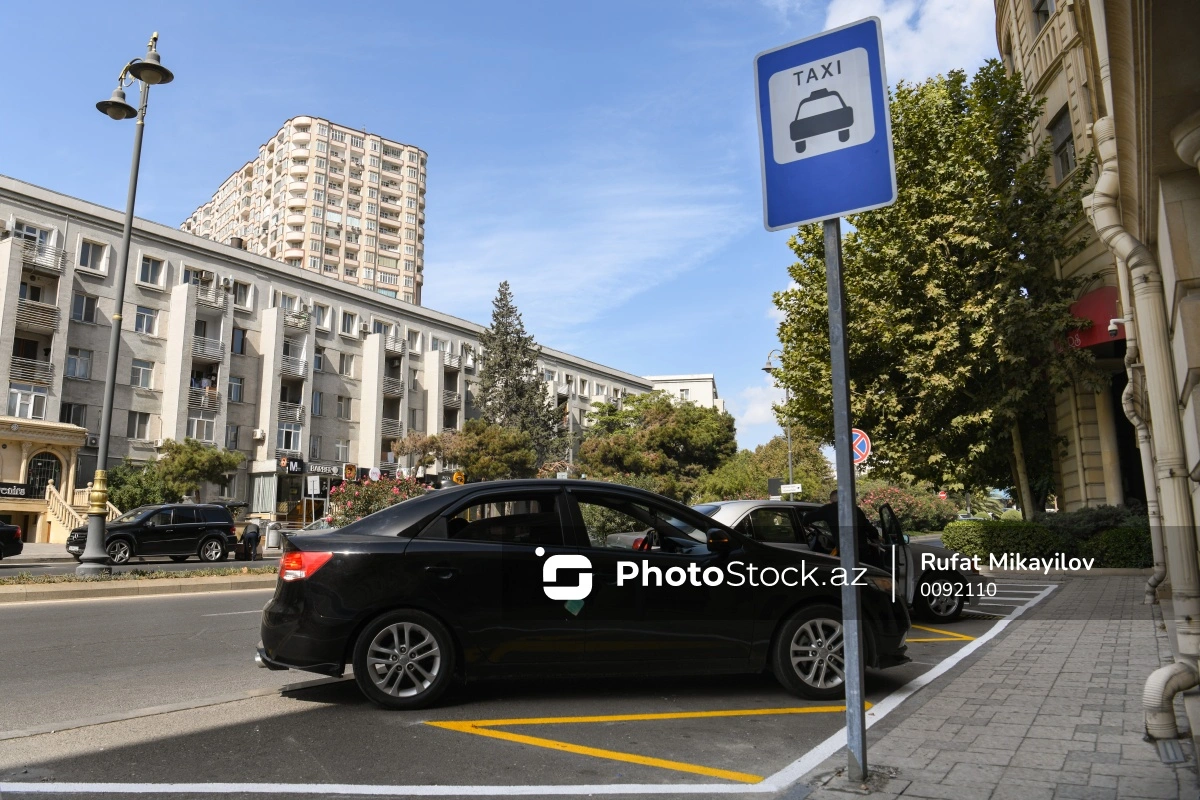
<box><xmin>423</xmin><ymin>565</ymin><xmax>460</xmax><ymax>579</ymax></box>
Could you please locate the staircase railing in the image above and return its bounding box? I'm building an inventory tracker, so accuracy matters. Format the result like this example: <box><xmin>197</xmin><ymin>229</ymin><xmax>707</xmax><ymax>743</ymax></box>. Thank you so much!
<box><xmin>47</xmin><ymin>481</ymin><xmax>84</xmax><ymax>531</ymax></box>
<box><xmin>72</xmin><ymin>485</ymin><xmax>121</xmax><ymax>520</ymax></box>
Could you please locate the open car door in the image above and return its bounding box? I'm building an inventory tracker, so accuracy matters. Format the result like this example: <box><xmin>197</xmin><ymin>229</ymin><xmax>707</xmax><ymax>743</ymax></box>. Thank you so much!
<box><xmin>878</xmin><ymin>504</ymin><xmax>916</xmax><ymax>605</ymax></box>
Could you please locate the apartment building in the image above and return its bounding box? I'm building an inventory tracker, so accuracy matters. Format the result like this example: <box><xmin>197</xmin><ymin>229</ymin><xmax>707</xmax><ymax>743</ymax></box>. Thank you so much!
<box><xmin>181</xmin><ymin>116</ymin><xmax>427</xmax><ymax>304</ymax></box>
<box><xmin>0</xmin><ymin>175</ymin><xmax>651</xmax><ymax>542</ymax></box>
<box><xmin>645</xmin><ymin>375</ymin><xmax>725</xmax><ymax>412</ymax></box>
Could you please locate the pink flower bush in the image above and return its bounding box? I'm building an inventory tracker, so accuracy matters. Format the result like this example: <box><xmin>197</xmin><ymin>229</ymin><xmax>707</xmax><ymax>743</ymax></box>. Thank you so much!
<box><xmin>327</xmin><ymin>475</ymin><xmax>428</xmax><ymax>528</ymax></box>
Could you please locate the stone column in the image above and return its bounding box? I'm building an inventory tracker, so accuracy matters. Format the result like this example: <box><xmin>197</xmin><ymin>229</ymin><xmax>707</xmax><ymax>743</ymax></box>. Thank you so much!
<box><xmin>1094</xmin><ymin>386</ymin><xmax>1124</xmax><ymax>506</ymax></box>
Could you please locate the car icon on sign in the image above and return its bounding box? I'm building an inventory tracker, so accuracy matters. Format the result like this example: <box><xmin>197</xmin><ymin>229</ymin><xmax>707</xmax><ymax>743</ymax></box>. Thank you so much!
<box><xmin>790</xmin><ymin>88</ymin><xmax>854</xmax><ymax>153</ymax></box>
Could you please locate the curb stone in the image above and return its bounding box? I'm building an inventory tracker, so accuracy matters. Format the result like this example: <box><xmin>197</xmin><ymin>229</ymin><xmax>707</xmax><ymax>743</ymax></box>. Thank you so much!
<box><xmin>0</xmin><ymin>574</ymin><xmax>277</xmax><ymax>603</ymax></box>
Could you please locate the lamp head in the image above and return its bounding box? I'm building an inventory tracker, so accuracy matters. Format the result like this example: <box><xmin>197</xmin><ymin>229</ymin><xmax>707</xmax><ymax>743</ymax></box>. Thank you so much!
<box><xmin>96</xmin><ymin>87</ymin><xmax>137</xmax><ymax>120</ymax></box>
<box><xmin>127</xmin><ymin>32</ymin><xmax>173</xmax><ymax>85</ymax></box>
<box><xmin>761</xmin><ymin>359</ymin><xmax>776</xmax><ymax>374</ymax></box>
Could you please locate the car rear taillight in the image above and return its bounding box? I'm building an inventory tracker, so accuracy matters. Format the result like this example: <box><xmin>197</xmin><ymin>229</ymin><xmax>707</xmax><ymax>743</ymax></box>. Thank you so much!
<box><xmin>14</xmin><ymin>527</ymin><xmax>21</xmax><ymax>540</ymax></box>
<box><xmin>280</xmin><ymin>550</ymin><xmax>333</xmax><ymax>581</ymax></box>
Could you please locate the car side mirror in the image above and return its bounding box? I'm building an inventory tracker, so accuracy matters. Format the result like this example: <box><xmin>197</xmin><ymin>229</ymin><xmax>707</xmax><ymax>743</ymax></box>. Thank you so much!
<box><xmin>143</xmin><ymin>520</ymin><xmax>154</xmax><ymax>528</ymax></box>
<box><xmin>902</xmin><ymin>533</ymin><xmax>910</xmax><ymax>544</ymax></box>
<box><xmin>707</xmin><ymin>528</ymin><xmax>733</xmax><ymax>555</ymax></box>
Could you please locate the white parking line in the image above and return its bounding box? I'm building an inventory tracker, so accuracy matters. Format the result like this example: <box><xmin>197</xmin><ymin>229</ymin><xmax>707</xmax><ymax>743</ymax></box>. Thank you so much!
<box><xmin>0</xmin><ymin>584</ymin><xmax>1060</xmax><ymax>797</ymax></box>
<box><xmin>200</xmin><ymin>610</ymin><xmax>262</xmax><ymax>617</ymax></box>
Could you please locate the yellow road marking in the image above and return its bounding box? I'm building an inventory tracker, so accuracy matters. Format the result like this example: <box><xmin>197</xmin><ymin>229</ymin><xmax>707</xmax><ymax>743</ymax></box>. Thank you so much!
<box><xmin>908</xmin><ymin>624</ymin><xmax>976</xmax><ymax>643</ymax></box>
<box><xmin>426</xmin><ymin>704</ymin><xmax>870</xmax><ymax>784</ymax></box>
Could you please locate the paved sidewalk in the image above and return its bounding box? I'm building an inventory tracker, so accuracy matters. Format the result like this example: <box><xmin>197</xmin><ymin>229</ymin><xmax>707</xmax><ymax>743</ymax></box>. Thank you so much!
<box><xmin>799</xmin><ymin>576</ymin><xmax>1199</xmax><ymax>799</ymax></box>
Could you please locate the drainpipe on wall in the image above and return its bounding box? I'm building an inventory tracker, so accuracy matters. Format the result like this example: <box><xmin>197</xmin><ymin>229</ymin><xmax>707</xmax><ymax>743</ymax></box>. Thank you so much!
<box><xmin>1087</xmin><ymin>116</ymin><xmax>1200</xmax><ymax>738</ymax></box>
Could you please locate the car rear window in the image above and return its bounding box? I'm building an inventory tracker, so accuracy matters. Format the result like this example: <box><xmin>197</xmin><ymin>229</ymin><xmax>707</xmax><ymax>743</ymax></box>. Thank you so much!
<box><xmin>201</xmin><ymin>507</ymin><xmax>233</xmax><ymax>523</ymax></box>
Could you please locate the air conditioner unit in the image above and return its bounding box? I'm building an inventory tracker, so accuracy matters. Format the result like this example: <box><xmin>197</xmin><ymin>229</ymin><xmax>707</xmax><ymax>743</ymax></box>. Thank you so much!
<box><xmin>220</xmin><ymin>276</ymin><xmax>233</xmax><ymax>290</ymax></box>
<box><xmin>360</xmin><ymin>322</ymin><xmax>370</xmax><ymax>337</ymax></box>
<box><xmin>85</xmin><ymin>434</ymin><xmax>100</xmax><ymax>448</ymax></box>
<box><xmin>252</xmin><ymin>428</ymin><xmax>266</xmax><ymax>441</ymax></box>
<box><xmin>153</xmin><ymin>438</ymin><xmax>165</xmax><ymax>448</ymax></box>
<box><xmin>299</xmin><ymin>302</ymin><xmax>309</xmax><ymax>313</ymax></box>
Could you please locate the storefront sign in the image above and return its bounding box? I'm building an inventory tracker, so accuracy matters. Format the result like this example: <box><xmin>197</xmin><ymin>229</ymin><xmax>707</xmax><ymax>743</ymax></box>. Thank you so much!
<box><xmin>308</xmin><ymin>462</ymin><xmax>342</xmax><ymax>476</ymax></box>
<box><xmin>277</xmin><ymin>456</ymin><xmax>306</xmax><ymax>474</ymax></box>
<box><xmin>343</xmin><ymin>463</ymin><xmax>358</xmax><ymax>481</ymax></box>
<box><xmin>0</xmin><ymin>482</ymin><xmax>30</xmax><ymax>498</ymax></box>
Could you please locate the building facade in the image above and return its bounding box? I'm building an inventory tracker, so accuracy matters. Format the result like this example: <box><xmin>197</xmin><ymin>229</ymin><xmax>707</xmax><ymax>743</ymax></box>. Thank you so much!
<box><xmin>645</xmin><ymin>374</ymin><xmax>726</xmax><ymax>412</ymax></box>
<box><xmin>181</xmin><ymin>116</ymin><xmax>427</xmax><ymax>304</ymax></box>
<box><xmin>0</xmin><ymin>175</ymin><xmax>651</xmax><ymax>542</ymax></box>
<box><xmin>994</xmin><ymin>0</ymin><xmax>1200</xmax><ymax>738</ymax></box>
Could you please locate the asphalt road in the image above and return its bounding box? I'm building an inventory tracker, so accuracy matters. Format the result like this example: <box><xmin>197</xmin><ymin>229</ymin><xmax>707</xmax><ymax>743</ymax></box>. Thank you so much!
<box><xmin>0</xmin><ymin>554</ymin><xmax>279</xmax><ymax>577</ymax></box>
<box><xmin>0</xmin><ymin>582</ymin><xmax>1056</xmax><ymax>799</ymax></box>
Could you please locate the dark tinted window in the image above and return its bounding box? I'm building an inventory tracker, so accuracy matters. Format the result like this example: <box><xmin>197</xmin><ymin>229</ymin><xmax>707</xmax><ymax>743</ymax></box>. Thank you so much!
<box><xmin>172</xmin><ymin>507</ymin><xmax>199</xmax><ymax>524</ymax></box>
<box><xmin>577</xmin><ymin>492</ymin><xmax>709</xmax><ymax>555</ymax></box>
<box><xmin>201</xmin><ymin>507</ymin><xmax>233</xmax><ymax>523</ymax></box>
<box><xmin>145</xmin><ymin>510</ymin><xmax>173</xmax><ymax>527</ymax></box>
<box><xmin>744</xmin><ymin>508</ymin><xmax>801</xmax><ymax>543</ymax></box>
<box><xmin>444</xmin><ymin>494</ymin><xmax>562</xmax><ymax>546</ymax></box>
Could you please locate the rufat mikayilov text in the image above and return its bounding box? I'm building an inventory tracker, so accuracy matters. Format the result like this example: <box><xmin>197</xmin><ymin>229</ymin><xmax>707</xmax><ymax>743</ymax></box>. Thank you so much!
<box><xmin>922</xmin><ymin>552</ymin><xmax>1096</xmax><ymax>575</ymax></box>
<box><xmin>615</xmin><ymin>560</ymin><xmax>888</xmax><ymax>590</ymax></box>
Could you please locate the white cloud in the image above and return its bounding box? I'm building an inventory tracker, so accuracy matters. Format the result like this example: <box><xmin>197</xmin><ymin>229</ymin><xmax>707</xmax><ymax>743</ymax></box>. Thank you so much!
<box><xmin>726</xmin><ymin>376</ymin><xmax>785</xmax><ymax>448</ymax></box>
<box><xmin>767</xmin><ymin>279</ymin><xmax>798</xmax><ymax>324</ymax></box>
<box><xmin>823</xmin><ymin>0</ymin><xmax>998</xmax><ymax>83</ymax></box>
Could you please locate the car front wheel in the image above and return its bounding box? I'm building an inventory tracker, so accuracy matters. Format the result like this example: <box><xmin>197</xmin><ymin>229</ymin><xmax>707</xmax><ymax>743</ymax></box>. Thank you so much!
<box><xmin>353</xmin><ymin>609</ymin><xmax>455</xmax><ymax>710</ymax></box>
<box><xmin>198</xmin><ymin>537</ymin><xmax>226</xmax><ymax>563</ymax></box>
<box><xmin>106</xmin><ymin>539</ymin><xmax>132</xmax><ymax>565</ymax></box>
<box><xmin>772</xmin><ymin>604</ymin><xmax>849</xmax><ymax>701</ymax></box>
<box><xmin>914</xmin><ymin>580</ymin><xmax>965</xmax><ymax>622</ymax></box>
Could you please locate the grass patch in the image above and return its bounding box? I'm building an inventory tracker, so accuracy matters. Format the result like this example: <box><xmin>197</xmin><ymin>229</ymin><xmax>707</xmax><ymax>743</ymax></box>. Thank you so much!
<box><xmin>0</xmin><ymin>566</ymin><xmax>278</xmax><ymax>586</ymax></box>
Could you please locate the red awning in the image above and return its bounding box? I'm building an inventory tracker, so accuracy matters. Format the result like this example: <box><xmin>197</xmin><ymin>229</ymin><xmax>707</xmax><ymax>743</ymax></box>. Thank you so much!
<box><xmin>1069</xmin><ymin>285</ymin><xmax>1123</xmax><ymax>348</ymax></box>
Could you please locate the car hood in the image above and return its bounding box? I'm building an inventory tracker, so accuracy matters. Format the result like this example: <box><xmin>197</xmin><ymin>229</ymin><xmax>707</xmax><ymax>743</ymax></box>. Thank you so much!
<box><xmin>69</xmin><ymin>522</ymin><xmax>138</xmax><ymax>536</ymax></box>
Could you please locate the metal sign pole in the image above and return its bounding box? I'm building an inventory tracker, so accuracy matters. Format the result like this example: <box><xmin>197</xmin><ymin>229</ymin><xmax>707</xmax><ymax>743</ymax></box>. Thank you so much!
<box><xmin>824</xmin><ymin>216</ymin><xmax>867</xmax><ymax>781</ymax></box>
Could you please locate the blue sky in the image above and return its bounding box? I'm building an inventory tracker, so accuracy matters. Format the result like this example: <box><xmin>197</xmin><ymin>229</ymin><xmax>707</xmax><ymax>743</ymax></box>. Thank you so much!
<box><xmin>0</xmin><ymin>0</ymin><xmax>997</xmax><ymax>449</ymax></box>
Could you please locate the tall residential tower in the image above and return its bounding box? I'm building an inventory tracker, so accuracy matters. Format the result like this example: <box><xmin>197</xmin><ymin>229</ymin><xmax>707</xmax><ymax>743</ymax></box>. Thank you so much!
<box><xmin>182</xmin><ymin>116</ymin><xmax>426</xmax><ymax>304</ymax></box>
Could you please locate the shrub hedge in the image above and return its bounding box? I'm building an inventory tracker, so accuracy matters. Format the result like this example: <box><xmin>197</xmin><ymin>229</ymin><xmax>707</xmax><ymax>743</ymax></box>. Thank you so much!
<box><xmin>941</xmin><ymin>517</ymin><xmax>1153</xmax><ymax>568</ymax></box>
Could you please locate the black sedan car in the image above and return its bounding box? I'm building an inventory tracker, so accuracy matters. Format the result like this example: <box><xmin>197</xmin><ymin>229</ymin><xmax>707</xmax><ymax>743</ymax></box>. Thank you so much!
<box><xmin>0</xmin><ymin>522</ymin><xmax>23</xmax><ymax>559</ymax></box>
<box><xmin>257</xmin><ymin>480</ymin><xmax>910</xmax><ymax>710</ymax></box>
<box><xmin>66</xmin><ymin>504</ymin><xmax>238</xmax><ymax>564</ymax></box>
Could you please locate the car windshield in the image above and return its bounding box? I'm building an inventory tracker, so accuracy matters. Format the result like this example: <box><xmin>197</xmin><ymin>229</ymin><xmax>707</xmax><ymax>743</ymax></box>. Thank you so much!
<box><xmin>111</xmin><ymin>506</ymin><xmax>158</xmax><ymax>524</ymax></box>
<box><xmin>799</xmin><ymin>93</ymin><xmax>843</xmax><ymax>116</ymax></box>
<box><xmin>691</xmin><ymin>503</ymin><xmax>720</xmax><ymax>516</ymax></box>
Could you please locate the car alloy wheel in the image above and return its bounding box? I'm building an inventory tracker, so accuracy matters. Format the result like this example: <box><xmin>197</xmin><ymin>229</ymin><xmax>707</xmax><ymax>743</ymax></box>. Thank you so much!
<box><xmin>915</xmin><ymin>581</ymin><xmax>965</xmax><ymax>622</ymax></box>
<box><xmin>790</xmin><ymin>618</ymin><xmax>846</xmax><ymax>691</ymax></box>
<box><xmin>106</xmin><ymin>540</ymin><xmax>131</xmax><ymax>565</ymax></box>
<box><xmin>352</xmin><ymin>609</ymin><xmax>455</xmax><ymax>710</ymax></box>
<box><xmin>199</xmin><ymin>538</ymin><xmax>225</xmax><ymax>562</ymax></box>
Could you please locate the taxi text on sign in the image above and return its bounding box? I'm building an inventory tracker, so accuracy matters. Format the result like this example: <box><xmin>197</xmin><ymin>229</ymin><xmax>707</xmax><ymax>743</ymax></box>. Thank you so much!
<box><xmin>754</xmin><ymin>17</ymin><xmax>897</xmax><ymax>230</ymax></box>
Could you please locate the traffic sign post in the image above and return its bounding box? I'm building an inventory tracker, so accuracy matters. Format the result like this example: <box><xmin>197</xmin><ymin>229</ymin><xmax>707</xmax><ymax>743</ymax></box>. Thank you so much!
<box><xmin>755</xmin><ymin>17</ymin><xmax>896</xmax><ymax>783</ymax></box>
<box><xmin>852</xmin><ymin>428</ymin><xmax>872</xmax><ymax>465</ymax></box>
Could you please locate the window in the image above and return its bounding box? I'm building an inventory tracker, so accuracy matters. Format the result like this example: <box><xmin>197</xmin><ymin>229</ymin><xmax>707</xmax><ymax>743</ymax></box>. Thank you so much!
<box><xmin>187</xmin><ymin>409</ymin><xmax>217</xmax><ymax>443</ymax></box>
<box><xmin>1049</xmin><ymin>106</ymin><xmax>1076</xmax><ymax>182</ymax></box>
<box><xmin>313</xmin><ymin>304</ymin><xmax>329</xmax><ymax>329</ymax></box>
<box><xmin>575</xmin><ymin>493</ymin><xmax>709</xmax><ymax>553</ymax></box>
<box><xmin>60</xmin><ymin>402</ymin><xmax>88</xmax><ymax>427</ymax></box>
<box><xmin>66</xmin><ymin>348</ymin><xmax>92</xmax><ymax>379</ymax></box>
<box><xmin>126</xmin><ymin>411</ymin><xmax>150</xmax><ymax>440</ymax></box>
<box><xmin>544</xmin><ymin>369</ymin><xmax>556</xmax><ymax>382</ymax></box>
<box><xmin>233</xmin><ymin>281</ymin><xmax>251</xmax><ymax>307</ymax></box>
<box><xmin>431</xmin><ymin>494</ymin><xmax>563</xmax><ymax>546</ymax></box>
<box><xmin>679</xmin><ymin>388</ymin><xmax>689</xmax><ymax>401</ymax></box>
<box><xmin>228</xmin><ymin>376</ymin><xmax>244</xmax><ymax>402</ymax></box>
<box><xmin>71</xmin><ymin>293</ymin><xmax>97</xmax><ymax>323</ymax></box>
<box><xmin>312</xmin><ymin>391</ymin><xmax>323</xmax><ymax>417</ymax></box>
<box><xmin>737</xmin><ymin>508</ymin><xmax>802</xmax><ymax>544</ymax></box>
<box><xmin>335</xmin><ymin>439</ymin><xmax>350</xmax><ymax>461</ymax></box>
<box><xmin>337</xmin><ymin>395</ymin><xmax>352</xmax><ymax>419</ymax></box>
<box><xmin>79</xmin><ymin>241</ymin><xmax>106</xmax><ymax>272</ymax></box>
<box><xmin>409</xmin><ymin>368</ymin><xmax>420</xmax><ymax>391</ymax></box>
<box><xmin>372</xmin><ymin>320</ymin><xmax>390</xmax><ymax>335</ymax></box>
<box><xmin>309</xmin><ymin>435</ymin><xmax>322</xmax><ymax>460</ymax></box>
<box><xmin>8</xmin><ymin>384</ymin><xmax>48</xmax><ymax>419</ymax></box>
<box><xmin>134</xmin><ymin>306</ymin><xmax>157</xmax><ymax>335</ymax></box>
<box><xmin>231</xmin><ymin>328</ymin><xmax>247</xmax><ymax>355</ymax></box>
<box><xmin>309</xmin><ymin>256</ymin><xmax>321</xmax><ymax>270</ymax></box>
<box><xmin>310</xmin><ymin>222</ymin><xmax>324</xmax><ymax>234</ymax></box>
<box><xmin>314</xmin><ymin>347</ymin><xmax>325</xmax><ymax>372</ymax></box>
<box><xmin>341</xmin><ymin>311</ymin><xmax>356</xmax><ymax>335</ymax></box>
<box><xmin>226</xmin><ymin>424</ymin><xmax>239</xmax><ymax>450</ymax></box>
<box><xmin>277</xmin><ymin>423</ymin><xmax>302</xmax><ymax>452</ymax></box>
<box><xmin>409</xmin><ymin>408</ymin><xmax>423</xmax><ymax>431</ymax></box>
<box><xmin>350</xmin><ymin>135</ymin><xmax>364</xmax><ymax>148</ymax></box>
<box><xmin>403</xmin><ymin>276</ymin><xmax>414</xmax><ymax>287</ymax></box>
<box><xmin>1032</xmin><ymin>0</ymin><xmax>1054</xmax><ymax>34</ymax></box>
<box><xmin>339</xmin><ymin>353</ymin><xmax>355</xmax><ymax>376</ymax></box>
<box><xmin>130</xmin><ymin>359</ymin><xmax>154</xmax><ymax>389</ymax></box>
<box><xmin>139</xmin><ymin>256</ymin><xmax>163</xmax><ymax>285</ymax></box>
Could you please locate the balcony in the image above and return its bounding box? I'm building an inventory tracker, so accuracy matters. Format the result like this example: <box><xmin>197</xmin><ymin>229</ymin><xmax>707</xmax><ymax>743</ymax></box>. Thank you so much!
<box><xmin>191</xmin><ymin>335</ymin><xmax>224</xmax><ymax>362</ymax></box>
<box><xmin>280</xmin><ymin>355</ymin><xmax>308</xmax><ymax>377</ymax></box>
<box><xmin>285</xmin><ymin>194</ymin><xmax>307</xmax><ymax>210</ymax></box>
<box><xmin>283</xmin><ymin>311</ymin><xmax>309</xmax><ymax>329</ymax></box>
<box><xmin>18</xmin><ymin>241</ymin><xmax>69</xmax><ymax>275</ymax></box>
<box><xmin>275</xmin><ymin>445</ymin><xmax>302</xmax><ymax>459</ymax></box>
<box><xmin>283</xmin><ymin>229</ymin><xmax>304</xmax><ymax>244</ymax></box>
<box><xmin>195</xmin><ymin>285</ymin><xmax>226</xmax><ymax>309</ymax></box>
<box><xmin>278</xmin><ymin>401</ymin><xmax>305</xmax><ymax>423</ymax></box>
<box><xmin>555</xmin><ymin>383</ymin><xmax>569</xmax><ymax>398</ymax></box>
<box><xmin>442</xmin><ymin>426</ymin><xmax>458</xmax><ymax>435</ymax></box>
<box><xmin>442</xmin><ymin>352</ymin><xmax>461</xmax><ymax>370</ymax></box>
<box><xmin>381</xmin><ymin>417</ymin><xmax>402</xmax><ymax>438</ymax></box>
<box><xmin>384</xmin><ymin>335</ymin><xmax>406</xmax><ymax>355</ymax></box>
<box><xmin>15</xmin><ymin>298</ymin><xmax>59</xmax><ymax>333</ymax></box>
<box><xmin>442</xmin><ymin>390</ymin><xmax>462</xmax><ymax>409</ymax></box>
<box><xmin>382</xmin><ymin>376</ymin><xmax>405</xmax><ymax>397</ymax></box>
<box><xmin>187</xmin><ymin>387</ymin><xmax>222</xmax><ymax>411</ymax></box>
<box><xmin>10</xmin><ymin>357</ymin><xmax>53</xmax><ymax>385</ymax></box>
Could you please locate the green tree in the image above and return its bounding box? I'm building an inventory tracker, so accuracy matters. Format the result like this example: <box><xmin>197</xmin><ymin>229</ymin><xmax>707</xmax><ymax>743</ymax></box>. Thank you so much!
<box><xmin>106</xmin><ymin>458</ymin><xmax>172</xmax><ymax>511</ymax></box>
<box><xmin>696</xmin><ymin>434</ymin><xmax>833</xmax><ymax>502</ymax></box>
<box><xmin>579</xmin><ymin>391</ymin><xmax>737</xmax><ymax>502</ymax></box>
<box><xmin>440</xmin><ymin>419</ymin><xmax>538</xmax><ymax>481</ymax></box>
<box><xmin>773</xmin><ymin>62</ymin><xmax>1095</xmax><ymax>517</ymax></box>
<box><xmin>156</xmin><ymin>438</ymin><xmax>245</xmax><ymax>499</ymax></box>
<box><xmin>476</xmin><ymin>282</ymin><xmax>563</xmax><ymax>467</ymax></box>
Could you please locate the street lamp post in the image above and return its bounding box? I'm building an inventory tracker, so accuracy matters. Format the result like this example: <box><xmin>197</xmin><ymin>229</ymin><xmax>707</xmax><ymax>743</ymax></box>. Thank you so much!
<box><xmin>77</xmin><ymin>33</ymin><xmax>174</xmax><ymax>577</ymax></box>
<box><xmin>763</xmin><ymin>350</ymin><xmax>793</xmax><ymax>494</ymax></box>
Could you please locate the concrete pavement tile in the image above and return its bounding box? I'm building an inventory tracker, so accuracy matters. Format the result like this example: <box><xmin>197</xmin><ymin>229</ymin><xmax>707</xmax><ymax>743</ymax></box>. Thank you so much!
<box><xmin>1052</xmin><ymin>786</ymin><xmax>1115</xmax><ymax>800</ymax></box>
<box><xmin>1119</xmin><ymin>743</ymin><xmax>1166</xmax><ymax>762</ymax></box>
<box><xmin>1115</xmin><ymin>777</ymin><xmax>1185</xmax><ymax>798</ymax></box>
<box><xmin>901</xmin><ymin>781</ymin><xmax>991</xmax><ymax>800</ymax></box>
<box><xmin>1063</xmin><ymin>750</ymin><xmax>1118</xmax><ymax>765</ymax></box>
<box><xmin>943</xmin><ymin>762</ymin><xmax>1006</xmax><ymax>786</ymax></box>
<box><xmin>1016</xmin><ymin>738</ymin><xmax>1077</xmax><ymax>755</ymax></box>
<box><xmin>1009</xmin><ymin>751</ymin><xmax>1067</xmax><ymax>769</ymax></box>
<box><xmin>991</xmin><ymin>785</ymin><xmax>1053</xmax><ymax>800</ymax></box>
<box><xmin>930</xmin><ymin>749</ymin><xmax>1013</xmax><ymax>768</ymax></box>
<box><xmin>1091</xmin><ymin>761</ymin><xmax>1183</xmax><ymax>779</ymax></box>
<box><xmin>969</xmin><ymin>735</ymin><xmax>1024</xmax><ymax>752</ymax></box>
<box><xmin>1001</xmin><ymin>766</ymin><xmax>1090</xmax><ymax>786</ymax></box>
<box><xmin>1088</xmin><ymin>773</ymin><xmax>1119</xmax><ymax>788</ymax></box>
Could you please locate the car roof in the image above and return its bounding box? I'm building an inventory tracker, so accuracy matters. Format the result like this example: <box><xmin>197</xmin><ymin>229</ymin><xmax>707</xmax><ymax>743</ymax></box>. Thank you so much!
<box><xmin>698</xmin><ymin>499</ymin><xmax>820</xmax><ymax>510</ymax></box>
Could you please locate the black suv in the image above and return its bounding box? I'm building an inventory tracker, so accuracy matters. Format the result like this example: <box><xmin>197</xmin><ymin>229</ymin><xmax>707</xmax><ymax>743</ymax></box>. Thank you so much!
<box><xmin>66</xmin><ymin>504</ymin><xmax>237</xmax><ymax>565</ymax></box>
